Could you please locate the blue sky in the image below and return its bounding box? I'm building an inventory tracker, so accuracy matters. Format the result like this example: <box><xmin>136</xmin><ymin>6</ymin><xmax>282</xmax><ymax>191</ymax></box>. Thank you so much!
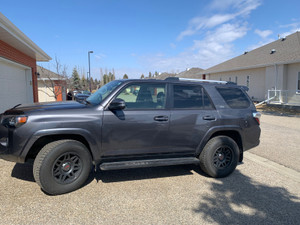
<box><xmin>1</xmin><ymin>0</ymin><xmax>300</xmax><ymax>79</ymax></box>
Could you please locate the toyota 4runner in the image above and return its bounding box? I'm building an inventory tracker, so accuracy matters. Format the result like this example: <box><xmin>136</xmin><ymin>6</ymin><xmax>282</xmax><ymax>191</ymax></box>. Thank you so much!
<box><xmin>0</xmin><ymin>77</ymin><xmax>261</xmax><ymax>195</ymax></box>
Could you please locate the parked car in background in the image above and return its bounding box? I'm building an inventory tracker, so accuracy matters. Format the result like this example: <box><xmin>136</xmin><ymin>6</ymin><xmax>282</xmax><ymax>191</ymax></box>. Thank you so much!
<box><xmin>74</xmin><ymin>90</ymin><xmax>91</xmax><ymax>103</ymax></box>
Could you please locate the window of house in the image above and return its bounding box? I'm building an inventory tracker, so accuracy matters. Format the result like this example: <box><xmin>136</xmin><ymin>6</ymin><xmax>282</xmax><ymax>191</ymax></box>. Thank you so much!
<box><xmin>235</xmin><ymin>76</ymin><xmax>238</xmax><ymax>84</ymax></box>
<box><xmin>246</xmin><ymin>75</ymin><xmax>250</xmax><ymax>88</ymax></box>
<box><xmin>297</xmin><ymin>72</ymin><xmax>300</xmax><ymax>93</ymax></box>
<box><xmin>116</xmin><ymin>83</ymin><xmax>166</xmax><ymax>109</ymax></box>
<box><xmin>229</xmin><ymin>77</ymin><xmax>232</xmax><ymax>82</ymax></box>
<box><xmin>172</xmin><ymin>85</ymin><xmax>214</xmax><ymax>109</ymax></box>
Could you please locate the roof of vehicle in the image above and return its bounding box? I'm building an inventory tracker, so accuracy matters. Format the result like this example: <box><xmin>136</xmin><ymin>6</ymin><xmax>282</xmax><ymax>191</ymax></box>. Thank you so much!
<box><xmin>120</xmin><ymin>77</ymin><xmax>238</xmax><ymax>86</ymax></box>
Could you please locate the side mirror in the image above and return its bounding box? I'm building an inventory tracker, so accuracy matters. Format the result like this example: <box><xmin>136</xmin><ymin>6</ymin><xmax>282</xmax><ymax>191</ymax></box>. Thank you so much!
<box><xmin>108</xmin><ymin>98</ymin><xmax>126</xmax><ymax>110</ymax></box>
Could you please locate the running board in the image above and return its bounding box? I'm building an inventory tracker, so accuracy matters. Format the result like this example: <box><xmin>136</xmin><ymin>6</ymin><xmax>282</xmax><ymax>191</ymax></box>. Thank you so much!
<box><xmin>99</xmin><ymin>157</ymin><xmax>200</xmax><ymax>171</ymax></box>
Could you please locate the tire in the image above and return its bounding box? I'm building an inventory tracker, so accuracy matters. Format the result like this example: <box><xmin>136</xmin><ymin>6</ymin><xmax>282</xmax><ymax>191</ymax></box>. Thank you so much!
<box><xmin>33</xmin><ymin>140</ymin><xmax>92</xmax><ymax>195</ymax></box>
<box><xmin>199</xmin><ymin>136</ymin><xmax>239</xmax><ymax>178</ymax></box>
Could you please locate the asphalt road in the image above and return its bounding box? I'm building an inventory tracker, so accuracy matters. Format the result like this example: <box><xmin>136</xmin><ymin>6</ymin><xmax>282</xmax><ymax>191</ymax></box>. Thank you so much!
<box><xmin>249</xmin><ymin>113</ymin><xmax>300</xmax><ymax>172</ymax></box>
<box><xmin>0</xmin><ymin>114</ymin><xmax>299</xmax><ymax>225</ymax></box>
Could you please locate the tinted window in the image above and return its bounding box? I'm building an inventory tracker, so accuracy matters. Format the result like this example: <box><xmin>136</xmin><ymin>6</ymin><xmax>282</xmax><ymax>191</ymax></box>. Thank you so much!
<box><xmin>173</xmin><ymin>85</ymin><xmax>213</xmax><ymax>109</ymax></box>
<box><xmin>216</xmin><ymin>87</ymin><xmax>250</xmax><ymax>109</ymax></box>
<box><xmin>116</xmin><ymin>83</ymin><xmax>166</xmax><ymax>109</ymax></box>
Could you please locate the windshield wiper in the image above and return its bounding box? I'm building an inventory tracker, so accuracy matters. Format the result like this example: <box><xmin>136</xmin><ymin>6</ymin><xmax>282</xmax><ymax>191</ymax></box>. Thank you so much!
<box><xmin>83</xmin><ymin>99</ymin><xmax>91</xmax><ymax>105</ymax></box>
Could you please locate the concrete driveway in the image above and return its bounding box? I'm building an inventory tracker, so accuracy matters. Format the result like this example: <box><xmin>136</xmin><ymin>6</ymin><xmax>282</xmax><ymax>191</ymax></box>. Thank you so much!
<box><xmin>0</xmin><ymin>114</ymin><xmax>299</xmax><ymax>225</ymax></box>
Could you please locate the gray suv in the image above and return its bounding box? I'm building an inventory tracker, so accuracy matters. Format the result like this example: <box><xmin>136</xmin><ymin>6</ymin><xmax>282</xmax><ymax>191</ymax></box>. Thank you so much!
<box><xmin>0</xmin><ymin>77</ymin><xmax>261</xmax><ymax>195</ymax></box>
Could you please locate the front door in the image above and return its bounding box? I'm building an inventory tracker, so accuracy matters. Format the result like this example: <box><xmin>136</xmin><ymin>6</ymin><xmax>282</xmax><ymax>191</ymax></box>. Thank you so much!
<box><xmin>101</xmin><ymin>82</ymin><xmax>170</xmax><ymax>156</ymax></box>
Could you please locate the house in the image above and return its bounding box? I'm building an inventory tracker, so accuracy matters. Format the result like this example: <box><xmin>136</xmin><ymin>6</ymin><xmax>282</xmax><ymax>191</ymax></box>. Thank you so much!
<box><xmin>157</xmin><ymin>67</ymin><xmax>204</xmax><ymax>80</ymax></box>
<box><xmin>199</xmin><ymin>31</ymin><xmax>300</xmax><ymax>105</ymax></box>
<box><xmin>37</xmin><ymin>66</ymin><xmax>67</xmax><ymax>102</ymax></box>
<box><xmin>0</xmin><ymin>12</ymin><xmax>51</xmax><ymax>113</ymax></box>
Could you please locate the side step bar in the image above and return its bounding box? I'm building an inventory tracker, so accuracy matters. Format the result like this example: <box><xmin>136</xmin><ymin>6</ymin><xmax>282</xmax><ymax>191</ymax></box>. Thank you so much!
<box><xmin>100</xmin><ymin>157</ymin><xmax>200</xmax><ymax>171</ymax></box>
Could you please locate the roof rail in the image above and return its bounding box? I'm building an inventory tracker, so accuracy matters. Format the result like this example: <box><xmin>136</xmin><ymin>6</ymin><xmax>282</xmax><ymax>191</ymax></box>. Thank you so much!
<box><xmin>178</xmin><ymin>78</ymin><xmax>227</xmax><ymax>84</ymax></box>
<box><xmin>164</xmin><ymin>77</ymin><xmax>179</xmax><ymax>81</ymax></box>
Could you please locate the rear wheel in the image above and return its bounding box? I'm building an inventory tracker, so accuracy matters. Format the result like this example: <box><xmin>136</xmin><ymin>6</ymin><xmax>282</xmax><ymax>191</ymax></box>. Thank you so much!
<box><xmin>33</xmin><ymin>140</ymin><xmax>92</xmax><ymax>195</ymax></box>
<box><xmin>199</xmin><ymin>136</ymin><xmax>239</xmax><ymax>178</ymax></box>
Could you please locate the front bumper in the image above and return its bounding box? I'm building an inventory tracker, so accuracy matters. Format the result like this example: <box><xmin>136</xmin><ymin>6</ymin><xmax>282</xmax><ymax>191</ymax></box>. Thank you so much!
<box><xmin>0</xmin><ymin>124</ymin><xmax>21</xmax><ymax>162</ymax></box>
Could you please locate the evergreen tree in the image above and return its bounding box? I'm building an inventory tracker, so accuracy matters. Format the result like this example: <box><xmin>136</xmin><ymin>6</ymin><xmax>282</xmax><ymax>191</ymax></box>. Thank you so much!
<box><xmin>81</xmin><ymin>75</ymin><xmax>88</xmax><ymax>90</ymax></box>
<box><xmin>149</xmin><ymin>72</ymin><xmax>152</xmax><ymax>78</ymax></box>
<box><xmin>103</xmin><ymin>74</ymin><xmax>109</xmax><ymax>84</ymax></box>
<box><xmin>123</xmin><ymin>74</ymin><xmax>129</xmax><ymax>79</ymax></box>
<box><xmin>154</xmin><ymin>71</ymin><xmax>159</xmax><ymax>77</ymax></box>
<box><xmin>140</xmin><ymin>74</ymin><xmax>145</xmax><ymax>79</ymax></box>
<box><xmin>71</xmin><ymin>67</ymin><xmax>81</xmax><ymax>90</ymax></box>
<box><xmin>109</xmin><ymin>72</ymin><xmax>115</xmax><ymax>81</ymax></box>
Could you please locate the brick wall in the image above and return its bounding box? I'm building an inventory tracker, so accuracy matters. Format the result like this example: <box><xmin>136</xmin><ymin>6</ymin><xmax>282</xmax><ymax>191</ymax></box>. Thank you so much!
<box><xmin>0</xmin><ymin>40</ymin><xmax>38</xmax><ymax>102</ymax></box>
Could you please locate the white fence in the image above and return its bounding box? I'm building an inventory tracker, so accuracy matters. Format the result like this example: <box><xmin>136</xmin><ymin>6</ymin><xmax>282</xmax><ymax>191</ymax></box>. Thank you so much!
<box><xmin>267</xmin><ymin>90</ymin><xmax>300</xmax><ymax>106</ymax></box>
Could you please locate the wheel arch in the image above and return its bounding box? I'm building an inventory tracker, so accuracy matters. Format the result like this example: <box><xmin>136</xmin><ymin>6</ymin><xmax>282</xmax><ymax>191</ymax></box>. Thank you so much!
<box><xmin>22</xmin><ymin>129</ymin><xmax>99</xmax><ymax>163</ymax></box>
<box><xmin>196</xmin><ymin>126</ymin><xmax>244</xmax><ymax>162</ymax></box>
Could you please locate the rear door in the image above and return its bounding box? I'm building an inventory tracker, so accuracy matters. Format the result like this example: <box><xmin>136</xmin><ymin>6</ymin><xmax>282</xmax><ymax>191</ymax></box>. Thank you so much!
<box><xmin>101</xmin><ymin>82</ymin><xmax>171</xmax><ymax>156</ymax></box>
<box><xmin>168</xmin><ymin>84</ymin><xmax>218</xmax><ymax>153</ymax></box>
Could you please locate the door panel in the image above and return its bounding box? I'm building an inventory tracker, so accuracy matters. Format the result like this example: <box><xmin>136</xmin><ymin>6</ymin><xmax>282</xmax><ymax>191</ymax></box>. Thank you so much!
<box><xmin>102</xmin><ymin>110</ymin><xmax>170</xmax><ymax>156</ymax></box>
<box><xmin>101</xmin><ymin>82</ymin><xmax>170</xmax><ymax>156</ymax></box>
<box><xmin>169</xmin><ymin>109</ymin><xmax>219</xmax><ymax>152</ymax></box>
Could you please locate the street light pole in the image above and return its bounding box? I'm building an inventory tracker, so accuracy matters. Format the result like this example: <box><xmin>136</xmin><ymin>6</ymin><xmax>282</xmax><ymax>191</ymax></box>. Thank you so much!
<box><xmin>88</xmin><ymin>51</ymin><xmax>93</xmax><ymax>92</ymax></box>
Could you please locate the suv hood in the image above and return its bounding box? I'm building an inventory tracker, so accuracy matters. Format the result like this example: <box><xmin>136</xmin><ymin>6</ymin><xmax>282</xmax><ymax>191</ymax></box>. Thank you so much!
<box><xmin>3</xmin><ymin>101</ymin><xmax>88</xmax><ymax>115</ymax></box>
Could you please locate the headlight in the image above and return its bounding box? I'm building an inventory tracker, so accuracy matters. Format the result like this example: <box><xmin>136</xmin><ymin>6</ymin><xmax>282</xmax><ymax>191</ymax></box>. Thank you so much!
<box><xmin>3</xmin><ymin>116</ymin><xmax>28</xmax><ymax>128</ymax></box>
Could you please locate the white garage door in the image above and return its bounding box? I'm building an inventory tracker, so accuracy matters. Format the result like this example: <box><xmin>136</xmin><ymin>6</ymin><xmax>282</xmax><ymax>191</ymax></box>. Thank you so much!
<box><xmin>0</xmin><ymin>58</ymin><xmax>33</xmax><ymax>113</ymax></box>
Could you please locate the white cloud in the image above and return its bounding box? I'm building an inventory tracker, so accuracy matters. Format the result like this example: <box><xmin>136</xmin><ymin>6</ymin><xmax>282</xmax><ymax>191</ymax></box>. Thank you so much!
<box><xmin>170</xmin><ymin>43</ymin><xmax>176</xmax><ymax>49</ymax></box>
<box><xmin>144</xmin><ymin>23</ymin><xmax>248</xmax><ymax>72</ymax></box>
<box><xmin>279</xmin><ymin>21</ymin><xmax>300</xmax><ymax>37</ymax></box>
<box><xmin>177</xmin><ymin>0</ymin><xmax>261</xmax><ymax>40</ymax></box>
<box><xmin>94</xmin><ymin>53</ymin><xmax>106</xmax><ymax>60</ymax></box>
<box><xmin>254</xmin><ymin>29</ymin><xmax>273</xmax><ymax>38</ymax></box>
<box><xmin>177</xmin><ymin>14</ymin><xmax>235</xmax><ymax>41</ymax></box>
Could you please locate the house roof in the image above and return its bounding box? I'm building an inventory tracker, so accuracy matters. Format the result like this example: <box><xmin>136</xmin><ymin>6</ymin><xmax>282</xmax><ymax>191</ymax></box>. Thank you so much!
<box><xmin>37</xmin><ymin>65</ymin><xmax>66</xmax><ymax>80</ymax></box>
<box><xmin>156</xmin><ymin>67</ymin><xmax>204</xmax><ymax>80</ymax></box>
<box><xmin>175</xmin><ymin>67</ymin><xmax>204</xmax><ymax>78</ymax></box>
<box><xmin>202</xmin><ymin>31</ymin><xmax>300</xmax><ymax>74</ymax></box>
<box><xmin>0</xmin><ymin>12</ymin><xmax>51</xmax><ymax>61</ymax></box>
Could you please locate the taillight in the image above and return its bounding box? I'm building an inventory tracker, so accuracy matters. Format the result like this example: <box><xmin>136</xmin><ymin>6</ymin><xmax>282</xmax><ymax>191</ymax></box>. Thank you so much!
<box><xmin>253</xmin><ymin>112</ymin><xmax>261</xmax><ymax>125</ymax></box>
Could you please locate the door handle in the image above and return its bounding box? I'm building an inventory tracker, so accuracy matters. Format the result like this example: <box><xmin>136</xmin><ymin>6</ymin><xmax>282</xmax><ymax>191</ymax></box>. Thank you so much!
<box><xmin>203</xmin><ymin>115</ymin><xmax>216</xmax><ymax>121</ymax></box>
<box><xmin>154</xmin><ymin>116</ymin><xmax>168</xmax><ymax>121</ymax></box>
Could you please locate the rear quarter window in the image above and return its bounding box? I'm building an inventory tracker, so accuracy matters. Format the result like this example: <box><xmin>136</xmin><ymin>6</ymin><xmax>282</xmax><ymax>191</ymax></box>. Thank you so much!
<box><xmin>216</xmin><ymin>87</ymin><xmax>250</xmax><ymax>109</ymax></box>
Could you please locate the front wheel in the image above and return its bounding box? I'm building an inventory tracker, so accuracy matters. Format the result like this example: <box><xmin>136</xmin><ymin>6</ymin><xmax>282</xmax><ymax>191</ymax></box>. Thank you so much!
<box><xmin>33</xmin><ymin>140</ymin><xmax>92</xmax><ymax>195</ymax></box>
<box><xmin>199</xmin><ymin>136</ymin><xmax>239</xmax><ymax>178</ymax></box>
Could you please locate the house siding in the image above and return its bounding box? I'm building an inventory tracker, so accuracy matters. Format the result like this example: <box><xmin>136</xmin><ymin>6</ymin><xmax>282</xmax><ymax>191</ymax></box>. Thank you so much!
<box><xmin>0</xmin><ymin>40</ymin><xmax>38</xmax><ymax>102</ymax></box>
<box><xmin>207</xmin><ymin>67</ymin><xmax>266</xmax><ymax>101</ymax></box>
<box><xmin>287</xmin><ymin>63</ymin><xmax>300</xmax><ymax>92</ymax></box>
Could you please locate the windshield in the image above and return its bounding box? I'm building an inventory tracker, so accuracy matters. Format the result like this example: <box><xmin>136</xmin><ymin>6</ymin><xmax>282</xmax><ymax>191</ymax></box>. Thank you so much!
<box><xmin>86</xmin><ymin>80</ymin><xmax>124</xmax><ymax>105</ymax></box>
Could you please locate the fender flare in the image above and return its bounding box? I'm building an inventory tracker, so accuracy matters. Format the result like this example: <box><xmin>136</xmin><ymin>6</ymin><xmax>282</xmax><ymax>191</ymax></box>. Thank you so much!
<box><xmin>195</xmin><ymin>125</ymin><xmax>244</xmax><ymax>156</ymax></box>
<box><xmin>20</xmin><ymin>128</ymin><xmax>100</xmax><ymax>162</ymax></box>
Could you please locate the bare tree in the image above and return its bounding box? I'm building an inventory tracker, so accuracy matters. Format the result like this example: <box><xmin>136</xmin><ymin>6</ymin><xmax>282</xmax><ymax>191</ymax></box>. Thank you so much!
<box><xmin>38</xmin><ymin>56</ymin><xmax>68</xmax><ymax>101</ymax></box>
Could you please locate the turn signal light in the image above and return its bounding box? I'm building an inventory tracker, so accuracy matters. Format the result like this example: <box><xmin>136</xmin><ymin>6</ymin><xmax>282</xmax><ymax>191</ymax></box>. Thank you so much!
<box><xmin>17</xmin><ymin>116</ymin><xmax>27</xmax><ymax>124</ymax></box>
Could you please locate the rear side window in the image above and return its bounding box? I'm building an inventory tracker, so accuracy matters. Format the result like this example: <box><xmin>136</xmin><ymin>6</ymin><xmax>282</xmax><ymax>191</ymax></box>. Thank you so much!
<box><xmin>216</xmin><ymin>87</ymin><xmax>250</xmax><ymax>109</ymax></box>
<box><xmin>173</xmin><ymin>85</ymin><xmax>214</xmax><ymax>109</ymax></box>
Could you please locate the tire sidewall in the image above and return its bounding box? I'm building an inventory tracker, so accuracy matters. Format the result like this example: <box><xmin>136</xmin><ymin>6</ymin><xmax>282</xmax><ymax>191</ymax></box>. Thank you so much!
<box><xmin>36</xmin><ymin>141</ymin><xmax>92</xmax><ymax>195</ymax></box>
<box><xmin>200</xmin><ymin>136</ymin><xmax>239</xmax><ymax>178</ymax></box>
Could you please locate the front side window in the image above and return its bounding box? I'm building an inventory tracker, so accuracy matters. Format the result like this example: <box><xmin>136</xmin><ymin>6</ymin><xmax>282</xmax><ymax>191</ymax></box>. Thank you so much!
<box><xmin>172</xmin><ymin>85</ymin><xmax>213</xmax><ymax>109</ymax></box>
<box><xmin>116</xmin><ymin>83</ymin><xmax>166</xmax><ymax>109</ymax></box>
